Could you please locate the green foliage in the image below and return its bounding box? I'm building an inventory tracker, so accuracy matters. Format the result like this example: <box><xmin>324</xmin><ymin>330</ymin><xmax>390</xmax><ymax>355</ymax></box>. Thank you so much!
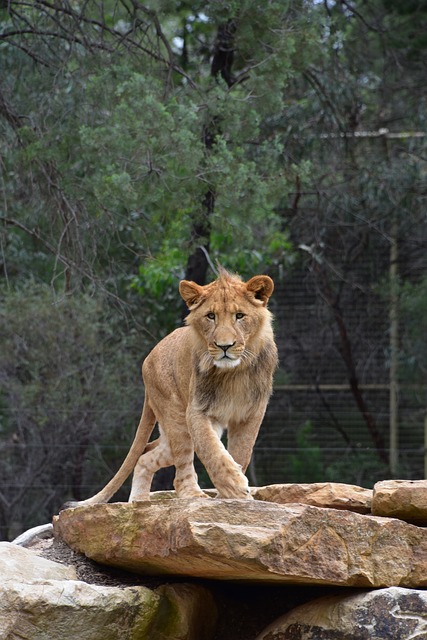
<box><xmin>323</xmin><ymin>450</ymin><xmax>391</xmax><ymax>488</ymax></box>
<box><xmin>1</xmin><ymin>0</ymin><xmax>427</xmax><ymax>535</ymax></box>
<box><xmin>279</xmin><ymin>423</ymin><xmax>391</xmax><ymax>488</ymax></box>
<box><xmin>0</xmin><ymin>283</ymin><xmax>145</xmax><ymax>539</ymax></box>
<box><xmin>286</xmin><ymin>422</ymin><xmax>325</xmax><ymax>484</ymax></box>
<box><xmin>1</xmin><ymin>0</ymin><xmax>320</xmax><ymax>299</ymax></box>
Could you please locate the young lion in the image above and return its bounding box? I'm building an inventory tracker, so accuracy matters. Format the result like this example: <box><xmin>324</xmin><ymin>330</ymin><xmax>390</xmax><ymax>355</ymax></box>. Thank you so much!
<box><xmin>67</xmin><ymin>268</ymin><xmax>278</xmax><ymax>507</ymax></box>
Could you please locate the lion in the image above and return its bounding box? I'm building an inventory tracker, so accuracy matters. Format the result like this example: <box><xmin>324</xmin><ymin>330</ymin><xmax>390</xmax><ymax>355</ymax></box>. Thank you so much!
<box><xmin>65</xmin><ymin>267</ymin><xmax>278</xmax><ymax>507</ymax></box>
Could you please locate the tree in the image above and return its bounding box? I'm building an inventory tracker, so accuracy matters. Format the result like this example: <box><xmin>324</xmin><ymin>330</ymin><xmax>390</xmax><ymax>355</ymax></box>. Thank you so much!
<box><xmin>1</xmin><ymin>2</ymin><xmax>426</xmax><ymax>534</ymax></box>
<box><xmin>0</xmin><ymin>284</ymin><xmax>144</xmax><ymax>539</ymax></box>
<box><xmin>1</xmin><ymin>1</ymin><xmax>308</xmax><ymax>301</ymax></box>
<box><xmin>0</xmin><ymin>0</ymin><xmax>312</xmax><ymax>531</ymax></box>
<box><xmin>269</xmin><ymin>0</ymin><xmax>427</xmax><ymax>475</ymax></box>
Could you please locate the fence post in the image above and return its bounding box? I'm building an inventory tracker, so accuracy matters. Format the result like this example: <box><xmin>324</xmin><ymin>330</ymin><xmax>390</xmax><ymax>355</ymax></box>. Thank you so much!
<box><xmin>424</xmin><ymin>412</ymin><xmax>427</xmax><ymax>480</ymax></box>
<box><xmin>389</xmin><ymin>215</ymin><xmax>399</xmax><ymax>476</ymax></box>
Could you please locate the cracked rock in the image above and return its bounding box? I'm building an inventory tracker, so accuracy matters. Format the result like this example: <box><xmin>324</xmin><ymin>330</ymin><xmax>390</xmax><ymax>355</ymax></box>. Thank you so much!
<box><xmin>54</xmin><ymin>498</ymin><xmax>427</xmax><ymax>588</ymax></box>
<box><xmin>256</xmin><ymin>587</ymin><xmax>427</xmax><ymax>639</ymax></box>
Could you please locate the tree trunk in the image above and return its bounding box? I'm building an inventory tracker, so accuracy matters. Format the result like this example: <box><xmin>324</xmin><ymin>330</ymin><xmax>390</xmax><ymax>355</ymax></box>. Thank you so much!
<box><xmin>156</xmin><ymin>21</ymin><xmax>239</xmax><ymax>491</ymax></box>
<box><xmin>183</xmin><ymin>19</ymin><xmax>238</xmax><ymax>289</ymax></box>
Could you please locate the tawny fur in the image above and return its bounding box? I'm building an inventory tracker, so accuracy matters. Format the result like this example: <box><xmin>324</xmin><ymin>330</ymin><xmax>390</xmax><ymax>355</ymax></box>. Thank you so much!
<box><xmin>64</xmin><ymin>268</ymin><xmax>278</xmax><ymax>507</ymax></box>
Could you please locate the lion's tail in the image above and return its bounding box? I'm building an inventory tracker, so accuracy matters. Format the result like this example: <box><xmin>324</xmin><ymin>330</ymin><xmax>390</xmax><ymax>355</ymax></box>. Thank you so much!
<box><xmin>61</xmin><ymin>396</ymin><xmax>156</xmax><ymax>510</ymax></box>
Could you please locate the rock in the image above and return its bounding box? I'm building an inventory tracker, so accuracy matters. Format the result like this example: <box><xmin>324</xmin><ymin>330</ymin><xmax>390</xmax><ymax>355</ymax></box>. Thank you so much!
<box><xmin>0</xmin><ymin>541</ymin><xmax>76</xmax><ymax>582</ymax></box>
<box><xmin>0</xmin><ymin>579</ymin><xmax>161</xmax><ymax>640</ymax></box>
<box><xmin>372</xmin><ymin>479</ymin><xmax>427</xmax><ymax>524</ymax></box>
<box><xmin>256</xmin><ymin>587</ymin><xmax>427</xmax><ymax>639</ymax></box>
<box><xmin>252</xmin><ymin>482</ymin><xmax>372</xmax><ymax>513</ymax></box>
<box><xmin>148</xmin><ymin>483</ymin><xmax>373</xmax><ymax>514</ymax></box>
<box><xmin>149</xmin><ymin>489</ymin><xmax>217</xmax><ymax>501</ymax></box>
<box><xmin>0</xmin><ymin>541</ymin><xmax>216</xmax><ymax>640</ymax></box>
<box><xmin>54</xmin><ymin>499</ymin><xmax>427</xmax><ymax>588</ymax></box>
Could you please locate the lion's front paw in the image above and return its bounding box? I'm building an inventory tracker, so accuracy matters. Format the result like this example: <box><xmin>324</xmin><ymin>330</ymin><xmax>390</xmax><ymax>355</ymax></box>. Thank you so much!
<box><xmin>216</xmin><ymin>473</ymin><xmax>253</xmax><ymax>499</ymax></box>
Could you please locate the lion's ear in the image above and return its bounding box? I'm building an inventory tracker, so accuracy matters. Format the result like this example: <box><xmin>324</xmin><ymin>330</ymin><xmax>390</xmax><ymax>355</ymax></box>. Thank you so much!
<box><xmin>179</xmin><ymin>280</ymin><xmax>204</xmax><ymax>308</ymax></box>
<box><xmin>246</xmin><ymin>275</ymin><xmax>274</xmax><ymax>306</ymax></box>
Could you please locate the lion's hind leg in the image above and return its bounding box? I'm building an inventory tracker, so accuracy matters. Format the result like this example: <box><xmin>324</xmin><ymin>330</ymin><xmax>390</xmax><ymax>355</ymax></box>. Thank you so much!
<box><xmin>164</xmin><ymin>421</ymin><xmax>207</xmax><ymax>500</ymax></box>
<box><xmin>129</xmin><ymin>430</ymin><xmax>173</xmax><ymax>502</ymax></box>
<box><xmin>173</xmin><ymin>457</ymin><xmax>206</xmax><ymax>499</ymax></box>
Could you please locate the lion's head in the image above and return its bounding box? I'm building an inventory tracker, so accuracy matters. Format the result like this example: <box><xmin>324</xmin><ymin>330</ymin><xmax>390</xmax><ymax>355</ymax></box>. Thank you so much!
<box><xmin>179</xmin><ymin>268</ymin><xmax>274</xmax><ymax>372</ymax></box>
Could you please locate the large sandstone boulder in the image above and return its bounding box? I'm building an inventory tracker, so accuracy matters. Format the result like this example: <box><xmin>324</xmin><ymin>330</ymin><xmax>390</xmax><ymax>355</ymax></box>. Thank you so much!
<box><xmin>256</xmin><ymin>587</ymin><xmax>427</xmax><ymax>639</ymax></box>
<box><xmin>373</xmin><ymin>479</ymin><xmax>427</xmax><ymax>524</ymax></box>
<box><xmin>54</xmin><ymin>498</ymin><xmax>427</xmax><ymax>588</ymax></box>
<box><xmin>252</xmin><ymin>482</ymin><xmax>372</xmax><ymax>513</ymax></box>
<box><xmin>0</xmin><ymin>542</ymin><xmax>216</xmax><ymax>640</ymax></box>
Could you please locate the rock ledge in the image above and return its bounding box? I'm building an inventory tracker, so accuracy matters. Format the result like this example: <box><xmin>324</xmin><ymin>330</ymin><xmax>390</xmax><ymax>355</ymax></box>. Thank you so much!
<box><xmin>54</xmin><ymin>497</ymin><xmax>427</xmax><ymax>588</ymax></box>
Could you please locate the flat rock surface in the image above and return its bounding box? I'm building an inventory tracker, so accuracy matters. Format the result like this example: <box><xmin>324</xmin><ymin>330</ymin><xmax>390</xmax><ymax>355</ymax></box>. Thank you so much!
<box><xmin>372</xmin><ymin>479</ymin><xmax>427</xmax><ymax>524</ymax></box>
<box><xmin>54</xmin><ymin>499</ymin><xmax>427</xmax><ymax>588</ymax></box>
<box><xmin>256</xmin><ymin>587</ymin><xmax>427</xmax><ymax>640</ymax></box>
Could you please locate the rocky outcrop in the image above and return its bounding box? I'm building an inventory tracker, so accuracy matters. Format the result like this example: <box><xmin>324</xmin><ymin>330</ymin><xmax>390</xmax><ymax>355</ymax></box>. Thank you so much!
<box><xmin>9</xmin><ymin>481</ymin><xmax>427</xmax><ymax>639</ymax></box>
<box><xmin>256</xmin><ymin>587</ymin><xmax>427</xmax><ymax>639</ymax></box>
<box><xmin>54</xmin><ymin>497</ymin><xmax>427</xmax><ymax>588</ymax></box>
<box><xmin>0</xmin><ymin>542</ymin><xmax>216</xmax><ymax>640</ymax></box>
<box><xmin>372</xmin><ymin>479</ymin><xmax>427</xmax><ymax>524</ymax></box>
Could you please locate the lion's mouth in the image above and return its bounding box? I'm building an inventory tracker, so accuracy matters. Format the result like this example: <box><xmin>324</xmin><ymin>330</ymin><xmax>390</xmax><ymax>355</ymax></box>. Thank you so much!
<box><xmin>214</xmin><ymin>355</ymin><xmax>241</xmax><ymax>369</ymax></box>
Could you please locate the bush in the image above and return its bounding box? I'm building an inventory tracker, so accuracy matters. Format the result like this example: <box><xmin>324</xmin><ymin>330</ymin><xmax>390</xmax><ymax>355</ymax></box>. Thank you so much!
<box><xmin>0</xmin><ymin>283</ymin><xmax>146</xmax><ymax>539</ymax></box>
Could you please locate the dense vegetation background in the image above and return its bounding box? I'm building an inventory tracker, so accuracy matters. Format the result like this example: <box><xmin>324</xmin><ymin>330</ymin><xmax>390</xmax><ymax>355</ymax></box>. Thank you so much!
<box><xmin>1</xmin><ymin>0</ymin><xmax>426</xmax><ymax>539</ymax></box>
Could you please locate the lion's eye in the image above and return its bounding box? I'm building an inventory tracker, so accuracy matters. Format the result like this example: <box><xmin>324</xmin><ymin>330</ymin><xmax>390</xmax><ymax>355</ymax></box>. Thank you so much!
<box><xmin>236</xmin><ymin>312</ymin><xmax>245</xmax><ymax>320</ymax></box>
<box><xmin>207</xmin><ymin>312</ymin><xmax>215</xmax><ymax>320</ymax></box>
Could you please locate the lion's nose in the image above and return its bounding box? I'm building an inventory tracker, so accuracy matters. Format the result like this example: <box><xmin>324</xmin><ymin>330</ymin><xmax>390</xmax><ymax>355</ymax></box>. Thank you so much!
<box><xmin>215</xmin><ymin>341</ymin><xmax>236</xmax><ymax>353</ymax></box>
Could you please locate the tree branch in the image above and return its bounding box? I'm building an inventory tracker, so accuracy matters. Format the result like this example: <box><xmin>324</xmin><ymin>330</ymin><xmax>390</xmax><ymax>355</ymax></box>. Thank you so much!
<box><xmin>339</xmin><ymin>0</ymin><xmax>384</xmax><ymax>33</ymax></box>
<box><xmin>184</xmin><ymin>19</ymin><xmax>240</xmax><ymax>289</ymax></box>
<box><xmin>3</xmin><ymin>0</ymin><xmax>198</xmax><ymax>88</ymax></box>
